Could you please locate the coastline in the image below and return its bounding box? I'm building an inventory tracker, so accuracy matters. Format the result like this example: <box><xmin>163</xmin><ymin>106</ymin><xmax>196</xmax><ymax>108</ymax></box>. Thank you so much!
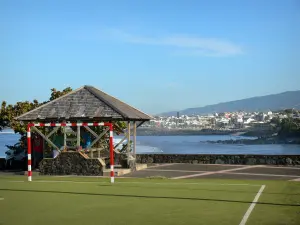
<box><xmin>137</xmin><ymin>128</ymin><xmax>242</xmax><ymax>136</ymax></box>
<box><xmin>203</xmin><ymin>137</ymin><xmax>300</xmax><ymax>145</ymax></box>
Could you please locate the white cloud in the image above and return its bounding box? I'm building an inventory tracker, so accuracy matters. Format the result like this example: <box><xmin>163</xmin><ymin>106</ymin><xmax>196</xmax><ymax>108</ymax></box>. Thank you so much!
<box><xmin>106</xmin><ymin>29</ymin><xmax>243</xmax><ymax>57</ymax></box>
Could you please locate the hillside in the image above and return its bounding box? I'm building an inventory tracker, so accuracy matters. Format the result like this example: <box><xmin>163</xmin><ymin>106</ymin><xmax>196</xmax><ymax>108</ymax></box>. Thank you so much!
<box><xmin>160</xmin><ymin>90</ymin><xmax>300</xmax><ymax>116</ymax></box>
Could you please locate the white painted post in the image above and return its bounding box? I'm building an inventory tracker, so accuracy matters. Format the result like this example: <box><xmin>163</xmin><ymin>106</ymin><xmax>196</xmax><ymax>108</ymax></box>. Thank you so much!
<box><xmin>127</xmin><ymin>121</ymin><xmax>131</xmax><ymax>154</ymax></box>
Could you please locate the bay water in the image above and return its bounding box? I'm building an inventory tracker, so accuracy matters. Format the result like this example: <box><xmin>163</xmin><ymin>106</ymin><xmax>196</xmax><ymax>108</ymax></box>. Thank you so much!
<box><xmin>1</xmin><ymin>129</ymin><xmax>300</xmax><ymax>158</ymax></box>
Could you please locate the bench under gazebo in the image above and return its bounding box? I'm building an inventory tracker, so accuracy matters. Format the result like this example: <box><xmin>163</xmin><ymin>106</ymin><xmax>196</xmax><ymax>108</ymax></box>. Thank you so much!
<box><xmin>16</xmin><ymin>85</ymin><xmax>152</xmax><ymax>182</ymax></box>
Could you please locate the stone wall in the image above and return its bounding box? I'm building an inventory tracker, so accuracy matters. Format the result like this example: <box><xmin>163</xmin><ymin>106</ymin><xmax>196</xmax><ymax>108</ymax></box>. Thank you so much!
<box><xmin>136</xmin><ymin>154</ymin><xmax>300</xmax><ymax>166</ymax></box>
<box><xmin>39</xmin><ymin>152</ymin><xmax>105</xmax><ymax>175</ymax></box>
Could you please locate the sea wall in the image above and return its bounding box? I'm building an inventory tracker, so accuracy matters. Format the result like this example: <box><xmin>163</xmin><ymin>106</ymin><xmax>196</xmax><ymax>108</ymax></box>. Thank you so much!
<box><xmin>136</xmin><ymin>154</ymin><xmax>300</xmax><ymax>166</ymax></box>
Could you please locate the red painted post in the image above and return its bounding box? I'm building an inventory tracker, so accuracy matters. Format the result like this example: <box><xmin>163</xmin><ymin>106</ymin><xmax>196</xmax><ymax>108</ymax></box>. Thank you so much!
<box><xmin>109</xmin><ymin>123</ymin><xmax>114</xmax><ymax>183</ymax></box>
<box><xmin>27</xmin><ymin>125</ymin><xmax>32</xmax><ymax>181</ymax></box>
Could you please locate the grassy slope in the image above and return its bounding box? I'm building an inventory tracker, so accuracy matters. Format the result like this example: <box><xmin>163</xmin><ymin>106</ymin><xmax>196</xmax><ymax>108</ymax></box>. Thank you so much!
<box><xmin>0</xmin><ymin>176</ymin><xmax>299</xmax><ymax>225</ymax></box>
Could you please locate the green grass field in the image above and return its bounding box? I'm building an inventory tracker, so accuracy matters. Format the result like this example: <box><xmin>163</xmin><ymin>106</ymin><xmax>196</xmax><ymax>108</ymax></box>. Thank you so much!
<box><xmin>0</xmin><ymin>176</ymin><xmax>299</xmax><ymax>225</ymax></box>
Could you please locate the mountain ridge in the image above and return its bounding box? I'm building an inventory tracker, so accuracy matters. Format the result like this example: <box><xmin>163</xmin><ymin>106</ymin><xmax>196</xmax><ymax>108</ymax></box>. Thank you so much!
<box><xmin>160</xmin><ymin>90</ymin><xmax>300</xmax><ymax>116</ymax></box>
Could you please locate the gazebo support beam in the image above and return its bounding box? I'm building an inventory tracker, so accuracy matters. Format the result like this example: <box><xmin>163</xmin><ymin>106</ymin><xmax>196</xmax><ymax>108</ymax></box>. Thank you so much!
<box><xmin>114</xmin><ymin>135</ymin><xmax>127</xmax><ymax>149</ymax></box>
<box><xmin>113</xmin><ymin>123</ymin><xmax>125</xmax><ymax>134</ymax></box>
<box><xmin>31</xmin><ymin>126</ymin><xmax>59</xmax><ymax>151</ymax></box>
<box><xmin>46</xmin><ymin>127</ymin><xmax>60</xmax><ymax>139</ymax></box>
<box><xmin>127</xmin><ymin>121</ymin><xmax>131</xmax><ymax>155</ymax></box>
<box><xmin>84</xmin><ymin>126</ymin><xmax>98</xmax><ymax>138</ymax></box>
<box><xmin>90</xmin><ymin>127</ymin><xmax>109</xmax><ymax>147</ymax></box>
<box><xmin>137</xmin><ymin>121</ymin><xmax>145</xmax><ymax>128</ymax></box>
<box><xmin>83</xmin><ymin>126</ymin><xmax>96</xmax><ymax>158</ymax></box>
<box><xmin>133</xmin><ymin>121</ymin><xmax>136</xmax><ymax>156</ymax></box>
<box><xmin>113</xmin><ymin>121</ymin><xmax>141</xmax><ymax>155</ymax></box>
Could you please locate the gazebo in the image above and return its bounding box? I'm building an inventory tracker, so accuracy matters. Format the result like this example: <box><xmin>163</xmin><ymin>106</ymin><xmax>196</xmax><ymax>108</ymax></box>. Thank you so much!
<box><xmin>16</xmin><ymin>85</ymin><xmax>152</xmax><ymax>182</ymax></box>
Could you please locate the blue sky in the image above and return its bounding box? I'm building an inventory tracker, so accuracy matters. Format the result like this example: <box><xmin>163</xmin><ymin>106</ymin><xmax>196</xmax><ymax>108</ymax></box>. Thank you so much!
<box><xmin>0</xmin><ymin>0</ymin><xmax>299</xmax><ymax>115</ymax></box>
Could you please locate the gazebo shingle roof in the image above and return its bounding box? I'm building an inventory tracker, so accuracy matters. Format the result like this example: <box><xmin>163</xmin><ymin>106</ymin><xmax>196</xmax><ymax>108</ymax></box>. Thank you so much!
<box><xmin>16</xmin><ymin>85</ymin><xmax>152</xmax><ymax>122</ymax></box>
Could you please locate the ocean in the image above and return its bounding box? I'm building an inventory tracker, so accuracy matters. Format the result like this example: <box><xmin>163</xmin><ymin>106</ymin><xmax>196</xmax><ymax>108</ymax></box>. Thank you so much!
<box><xmin>1</xmin><ymin>129</ymin><xmax>300</xmax><ymax>158</ymax></box>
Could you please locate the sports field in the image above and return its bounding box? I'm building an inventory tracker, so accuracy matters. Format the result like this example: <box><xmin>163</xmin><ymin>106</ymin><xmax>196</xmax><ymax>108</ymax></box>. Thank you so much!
<box><xmin>0</xmin><ymin>176</ymin><xmax>299</xmax><ymax>225</ymax></box>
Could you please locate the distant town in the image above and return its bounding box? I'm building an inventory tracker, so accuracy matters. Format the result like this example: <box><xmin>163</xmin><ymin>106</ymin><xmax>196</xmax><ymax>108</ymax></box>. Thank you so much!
<box><xmin>139</xmin><ymin>109</ymin><xmax>300</xmax><ymax>136</ymax></box>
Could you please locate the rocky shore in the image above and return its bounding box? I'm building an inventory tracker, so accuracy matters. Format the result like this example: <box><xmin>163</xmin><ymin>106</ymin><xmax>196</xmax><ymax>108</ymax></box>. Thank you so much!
<box><xmin>137</xmin><ymin>128</ymin><xmax>239</xmax><ymax>136</ymax></box>
<box><xmin>203</xmin><ymin>137</ymin><xmax>300</xmax><ymax>145</ymax></box>
<box><xmin>136</xmin><ymin>128</ymin><xmax>278</xmax><ymax>137</ymax></box>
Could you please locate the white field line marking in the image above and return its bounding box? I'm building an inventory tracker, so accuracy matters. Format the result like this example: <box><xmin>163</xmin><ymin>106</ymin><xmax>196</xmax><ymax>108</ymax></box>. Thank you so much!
<box><xmin>224</xmin><ymin>172</ymin><xmax>300</xmax><ymax>178</ymax></box>
<box><xmin>52</xmin><ymin>175</ymin><xmax>75</xmax><ymax>178</ymax></box>
<box><xmin>239</xmin><ymin>185</ymin><xmax>266</xmax><ymax>225</ymax></box>
<box><xmin>289</xmin><ymin>177</ymin><xmax>300</xmax><ymax>181</ymax></box>
<box><xmin>257</xmin><ymin>166</ymin><xmax>300</xmax><ymax>170</ymax></box>
<box><xmin>172</xmin><ymin>165</ymin><xmax>264</xmax><ymax>179</ymax></box>
<box><xmin>8</xmin><ymin>181</ymin><xmax>25</xmax><ymax>182</ymax></box>
<box><xmin>0</xmin><ymin>198</ymin><xmax>4</xmax><ymax>200</ymax></box>
<box><xmin>145</xmin><ymin>169</ymin><xmax>208</xmax><ymax>173</ymax></box>
<box><xmin>188</xmin><ymin>164</ymin><xmax>246</xmax><ymax>167</ymax></box>
<box><xmin>151</xmin><ymin>164</ymin><xmax>300</xmax><ymax>169</ymax></box>
<box><xmin>147</xmin><ymin>163</ymin><xmax>180</xmax><ymax>168</ymax></box>
<box><xmin>5</xmin><ymin>179</ymin><xmax>261</xmax><ymax>186</ymax></box>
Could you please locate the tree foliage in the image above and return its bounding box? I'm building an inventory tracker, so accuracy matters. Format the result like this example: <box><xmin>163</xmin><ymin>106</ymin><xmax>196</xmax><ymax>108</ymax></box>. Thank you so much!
<box><xmin>49</xmin><ymin>87</ymin><xmax>72</xmax><ymax>101</ymax></box>
<box><xmin>0</xmin><ymin>100</ymin><xmax>41</xmax><ymax>132</ymax></box>
<box><xmin>284</xmin><ymin>109</ymin><xmax>294</xmax><ymax>115</ymax></box>
<box><xmin>278</xmin><ymin>117</ymin><xmax>300</xmax><ymax>139</ymax></box>
<box><xmin>0</xmin><ymin>88</ymin><xmax>73</xmax><ymax>150</ymax></box>
<box><xmin>0</xmin><ymin>88</ymin><xmax>72</xmax><ymax>134</ymax></box>
<box><xmin>0</xmin><ymin>101</ymin><xmax>8</xmax><ymax>131</ymax></box>
<box><xmin>270</xmin><ymin>117</ymin><xmax>281</xmax><ymax>126</ymax></box>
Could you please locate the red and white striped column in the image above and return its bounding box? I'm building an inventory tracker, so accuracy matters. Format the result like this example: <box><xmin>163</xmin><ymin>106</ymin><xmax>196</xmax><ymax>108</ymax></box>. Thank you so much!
<box><xmin>109</xmin><ymin>123</ymin><xmax>114</xmax><ymax>183</ymax></box>
<box><xmin>27</xmin><ymin>125</ymin><xmax>32</xmax><ymax>181</ymax></box>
